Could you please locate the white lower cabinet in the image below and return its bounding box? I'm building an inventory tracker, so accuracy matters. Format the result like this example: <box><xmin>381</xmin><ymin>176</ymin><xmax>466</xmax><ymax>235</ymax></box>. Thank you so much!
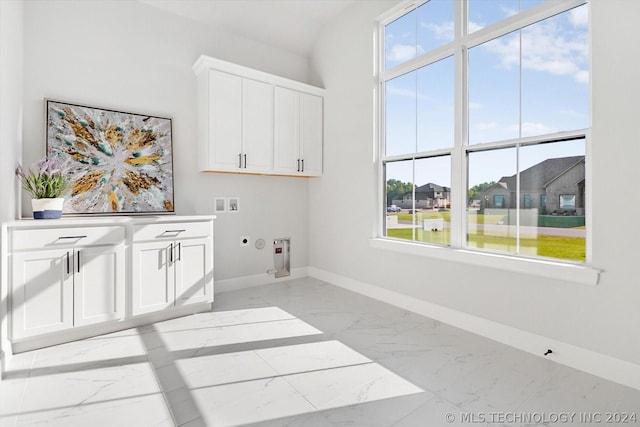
<box><xmin>131</xmin><ymin>221</ymin><xmax>213</xmax><ymax>316</ymax></box>
<box><xmin>12</xmin><ymin>249</ymin><xmax>74</xmax><ymax>339</ymax></box>
<box><xmin>73</xmin><ymin>245</ymin><xmax>123</xmax><ymax>327</ymax></box>
<box><xmin>131</xmin><ymin>241</ymin><xmax>175</xmax><ymax>315</ymax></box>
<box><xmin>174</xmin><ymin>238</ymin><xmax>212</xmax><ymax>306</ymax></box>
<box><xmin>6</xmin><ymin>216</ymin><xmax>214</xmax><ymax>348</ymax></box>
<box><xmin>10</xmin><ymin>228</ymin><xmax>124</xmax><ymax>340</ymax></box>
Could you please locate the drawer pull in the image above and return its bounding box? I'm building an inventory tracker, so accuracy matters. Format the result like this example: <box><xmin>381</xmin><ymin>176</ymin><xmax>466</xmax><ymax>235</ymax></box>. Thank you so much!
<box><xmin>164</xmin><ymin>230</ymin><xmax>185</xmax><ymax>234</ymax></box>
<box><xmin>58</xmin><ymin>235</ymin><xmax>87</xmax><ymax>240</ymax></box>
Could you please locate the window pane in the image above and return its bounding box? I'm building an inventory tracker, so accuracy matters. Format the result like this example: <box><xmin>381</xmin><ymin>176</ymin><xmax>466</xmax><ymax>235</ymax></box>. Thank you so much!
<box><xmin>468</xmin><ymin>32</ymin><xmax>520</xmax><ymax>144</ymax></box>
<box><xmin>414</xmin><ymin>156</ymin><xmax>451</xmax><ymax>246</ymax></box>
<box><xmin>417</xmin><ymin>0</ymin><xmax>455</xmax><ymax>52</ymax></box>
<box><xmin>385</xmin><ymin>157</ymin><xmax>451</xmax><ymax>246</ymax></box>
<box><xmin>385</xmin><ymin>1</ymin><xmax>454</xmax><ymax>70</ymax></box>
<box><xmin>519</xmin><ymin>139</ymin><xmax>585</xmax><ymax>262</ymax></box>
<box><xmin>521</xmin><ymin>5</ymin><xmax>589</xmax><ymax>137</ymax></box>
<box><xmin>467</xmin><ymin>140</ymin><xmax>585</xmax><ymax>261</ymax></box>
<box><xmin>467</xmin><ymin>148</ymin><xmax>517</xmax><ymax>253</ymax></box>
<box><xmin>468</xmin><ymin>0</ymin><xmax>549</xmax><ymax>34</ymax></box>
<box><xmin>469</xmin><ymin>6</ymin><xmax>588</xmax><ymax>144</ymax></box>
<box><xmin>385</xmin><ymin>160</ymin><xmax>415</xmax><ymax>241</ymax></box>
<box><xmin>417</xmin><ymin>56</ymin><xmax>454</xmax><ymax>151</ymax></box>
<box><xmin>386</xmin><ymin>71</ymin><xmax>416</xmax><ymax>156</ymax></box>
<box><xmin>385</xmin><ymin>10</ymin><xmax>417</xmax><ymax>69</ymax></box>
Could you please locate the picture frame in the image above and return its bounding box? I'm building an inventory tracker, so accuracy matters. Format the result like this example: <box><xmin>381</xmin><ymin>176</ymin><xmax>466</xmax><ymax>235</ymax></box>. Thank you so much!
<box><xmin>45</xmin><ymin>99</ymin><xmax>174</xmax><ymax>215</ymax></box>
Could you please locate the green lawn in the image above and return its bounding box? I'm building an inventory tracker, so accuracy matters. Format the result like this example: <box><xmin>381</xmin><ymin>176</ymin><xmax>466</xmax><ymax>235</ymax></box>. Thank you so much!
<box><xmin>387</xmin><ymin>224</ymin><xmax>585</xmax><ymax>262</ymax></box>
<box><xmin>397</xmin><ymin>211</ymin><xmax>451</xmax><ymax>222</ymax></box>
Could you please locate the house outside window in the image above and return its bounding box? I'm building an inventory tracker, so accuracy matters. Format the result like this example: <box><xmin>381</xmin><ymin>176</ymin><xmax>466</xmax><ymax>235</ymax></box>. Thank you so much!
<box><xmin>380</xmin><ymin>0</ymin><xmax>589</xmax><ymax>263</ymax></box>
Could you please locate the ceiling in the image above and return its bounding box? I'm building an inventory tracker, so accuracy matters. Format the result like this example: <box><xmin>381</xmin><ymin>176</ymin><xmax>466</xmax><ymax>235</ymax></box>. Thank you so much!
<box><xmin>138</xmin><ymin>0</ymin><xmax>357</xmax><ymax>57</ymax></box>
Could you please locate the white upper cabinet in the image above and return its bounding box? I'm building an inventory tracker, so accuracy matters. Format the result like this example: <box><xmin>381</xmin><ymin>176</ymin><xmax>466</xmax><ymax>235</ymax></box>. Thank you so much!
<box><xmin>273</xmin><ymin>87</ymin><xmax>299</xmax><ymax>175</ymax></box>
<box><xmin>206</xmin><ymin>70</ymin><xmax>273</xmax><ymax>173</ymax></box>
<box><xmin>208</xmin><ymin>70</ymin><xmax>243</xmax><ymax>171</ymax></box>
<box><xmin>242</xmin><ymin>78</ymin><xmax>274</xmax><ymax>172</ymax></box>
<box><xmin>300</xmin><ymin>92</ymin><xmax>323</xmax><ymax>176</ymax></box>
<box><xmin>274</xmin><ymin>88</ymin><xmax>323</xmax><ymax>176</ymax></box>
<box><xmin>193</xmin><ymin>55</ymin><xmax>324</xmax><ymax>177</ymax></box>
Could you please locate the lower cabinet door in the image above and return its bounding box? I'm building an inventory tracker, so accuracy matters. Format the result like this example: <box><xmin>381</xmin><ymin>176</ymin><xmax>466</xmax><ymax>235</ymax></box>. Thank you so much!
<box><xmin>73</xmin><ymin>246</ymin><xmax>124</xmax><ymax>327</ymax></box>
<box><xmin>12</xmin><ymin>249</ymin><xmax>74</xmax><ymax>339</ymax></box>
<box><xmin>132</xmin><ymin>241</ymin><xmax>175</xmax><ymax>316</ymax></box>
<box><xmin>174</xmin><ymin>238</ymin><xmax>213</xmax><ymax>306</ymax></box>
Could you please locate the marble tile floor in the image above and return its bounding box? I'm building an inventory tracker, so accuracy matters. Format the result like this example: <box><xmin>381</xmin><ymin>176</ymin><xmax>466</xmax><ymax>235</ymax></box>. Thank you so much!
<box><xmin>1</xmin><ymin>277</ymin><xmax>639</xmax><ymax>426</ymax></box>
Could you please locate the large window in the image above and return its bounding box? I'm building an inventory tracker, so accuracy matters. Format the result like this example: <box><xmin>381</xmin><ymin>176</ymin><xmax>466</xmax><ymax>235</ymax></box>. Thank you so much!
<box><xmin>381</xmin><ymin>0</ymin><xmax>589</xmax><ymax>263</ymax></box>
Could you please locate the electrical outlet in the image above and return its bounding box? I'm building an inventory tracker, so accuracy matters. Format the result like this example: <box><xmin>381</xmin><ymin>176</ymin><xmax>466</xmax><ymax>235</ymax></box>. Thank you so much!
<box><xmin>240</xmin><ymin>236</ymin><xmax>250</xmax><ymax>247</ymax></box>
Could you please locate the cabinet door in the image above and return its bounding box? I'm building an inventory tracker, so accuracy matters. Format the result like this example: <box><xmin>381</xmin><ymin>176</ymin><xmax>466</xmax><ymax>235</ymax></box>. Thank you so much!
<box><xmin>243</xmin><ymin>78</ymin><xmax>273</xmax><ymax>172</ymax></box>
<box><xmin>209</xmin><ymin>69</ymin><xmax>243</xmax><ymax>171</ymax></box>
<box><xmin>12</xmin><ymin>249</ymin><xmax>73</xmax><ymax>339</ymax></box>
<box><xmin>73</xmin><ymin>246</ymin><xmax>124</xmax><ymax>327</ymax></box>
<box><xmin>174</xmin><ymin>238</ymin><xmax>213</xmax><ymax>307</ymax></box>
<box><xmin>132</xmin><ymin>241</ymin><xmax>175</xmax><ymax>316</ymax></box>
<box><xmin>274</xmin><ymin>86</ymin><xmax>301</xmax><ymax>174</ymax></box>
<box><xmin>300</xmin><ymin>93</ymin><xmax>323</xmax><ymax>176</ymax></box>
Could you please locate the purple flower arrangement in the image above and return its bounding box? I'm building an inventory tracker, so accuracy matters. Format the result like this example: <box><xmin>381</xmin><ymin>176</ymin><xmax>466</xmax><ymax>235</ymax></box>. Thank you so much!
<box><xmin>15</xmin><ymin>156</ymin><xmax>70</xmax><ymax>199</ymax></box>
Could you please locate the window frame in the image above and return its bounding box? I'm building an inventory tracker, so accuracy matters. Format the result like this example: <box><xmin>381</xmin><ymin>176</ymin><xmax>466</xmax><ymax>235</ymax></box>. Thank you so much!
<box><xmin>375</xmin><ymin>0</ymin><xmax>596</xmax><ymax>280</ymax></box>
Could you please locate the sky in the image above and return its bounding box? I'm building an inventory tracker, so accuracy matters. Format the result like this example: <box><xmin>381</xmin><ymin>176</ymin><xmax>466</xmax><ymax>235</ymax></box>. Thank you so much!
<box><xmin>384</xmin><ymin>0</ymin><xmax>589</xmax><ymax>188</ymax></box>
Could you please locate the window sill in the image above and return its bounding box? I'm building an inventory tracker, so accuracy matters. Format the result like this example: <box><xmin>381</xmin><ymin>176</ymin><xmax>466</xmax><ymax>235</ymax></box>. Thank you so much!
<box><xmin>369</xmin><ymin>238</ymin><xmax>600</xmax><ymax>286</ymax></box>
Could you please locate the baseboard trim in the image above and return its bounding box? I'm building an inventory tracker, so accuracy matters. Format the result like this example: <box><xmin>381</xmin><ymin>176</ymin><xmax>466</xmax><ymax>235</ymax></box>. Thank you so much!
<box><xmin>308</xmin><ymin>266</ymin><xmax>640</xmax><ymax>391</ymax></box>
<box><xmin>215</xmin><ymin>267</ymin><xmax>309</xmax><ymax>294</ymax></box>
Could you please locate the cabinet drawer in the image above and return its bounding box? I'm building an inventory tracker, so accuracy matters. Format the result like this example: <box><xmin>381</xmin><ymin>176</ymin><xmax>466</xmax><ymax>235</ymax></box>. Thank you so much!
<box><xmin>133</xmin><ymin>221</ymin><xmax>212</xmax><ymax>242</ymax></box>
<box><xmin>12</xmin><ymin>226</ymin><xmax>125</xmax><ymax>251</ymax></box>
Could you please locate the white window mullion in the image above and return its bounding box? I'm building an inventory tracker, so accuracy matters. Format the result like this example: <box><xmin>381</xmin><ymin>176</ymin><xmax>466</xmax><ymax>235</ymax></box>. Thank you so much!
<box><xmin>450</xmin><ymin>0</ymin><xmax>467</xmax><ymax>249</ymax></box>
<box><xmin>412</xmin><ymin>158</ymin><xmax>416</xmax><ymax>240</ymax></box>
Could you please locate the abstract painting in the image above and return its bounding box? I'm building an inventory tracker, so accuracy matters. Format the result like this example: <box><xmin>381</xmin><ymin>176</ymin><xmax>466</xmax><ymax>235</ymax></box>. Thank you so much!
<box><xmin>46</xmin><ymin>100</ymin><xmax>174</xmax><ymax>214</ymax></box>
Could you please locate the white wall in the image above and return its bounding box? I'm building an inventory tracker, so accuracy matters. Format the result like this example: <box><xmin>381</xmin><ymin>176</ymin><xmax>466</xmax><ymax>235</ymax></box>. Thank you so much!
<box><xmin>310</xmin><ymin>0</ymin><xmax>640</xmax><ymax>366</ymax></box>
<box><xmin>0</xmin><ymin>0</ymin><xmax>23</xmax><ymax>223</ymax></box>
<box><xmin>21</xmin><ymin>0</ymin><xmax>312</xmax><ymax>281</ymax></box>
<box><xmin>0</xmin><ymin>0</ymin><xmax>24</xmax><ymax>364</ymax></box>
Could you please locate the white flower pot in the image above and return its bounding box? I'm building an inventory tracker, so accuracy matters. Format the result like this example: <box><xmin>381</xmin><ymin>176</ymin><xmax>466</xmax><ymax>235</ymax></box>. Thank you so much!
<box><xmin>32</xmin><ymin>198</ymin><xmax>64</xmax><ymax>219</ymax></box>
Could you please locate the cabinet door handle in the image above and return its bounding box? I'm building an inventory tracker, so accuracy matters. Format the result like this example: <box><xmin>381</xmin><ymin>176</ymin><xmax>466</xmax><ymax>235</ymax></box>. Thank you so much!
<box><xmin>177</xmin><ymin>242</ymin><xmax>182</xmax><ymax>261</ymax></box>
<box><xmin>169</xmin><ymin>243</ymin><xmax>174</xmax><ymax>263</ymax></box>
<box><xmin>77</xmin><ymin>250</ymin><xmax>81</xmax><ymax>273</ymax></box>
<box><xmin>163</xmin><ymin>229</ymin><xmax>185</xmax><ymax>235</ymax></box>
<box><xmin>297</xmin><ymin>159</ymin><xmax>300</xmax><ymax>172</ymax></box>
<box><xmin>239</xmin><ymin>153</ymin><xmax>242</xmax><ymax>168</ymax></box>
<box><xmin>59</xmin><ymin>235</ymin><xmax>87</xmax><ymax>240</ymax></box>
<box><xmin>244</xmin><ymin>154</ymin><xmax>247</xmax><ymax>169</ymax></box>
<box><xmin>301</xmin><ymin>159</ymin><xmax>304</xmax><ymax>173</ymax></box>
<box><xmin>66</xmin><ymin>251</ymin><xmax>70</xmax><ymax>275</ymax></box>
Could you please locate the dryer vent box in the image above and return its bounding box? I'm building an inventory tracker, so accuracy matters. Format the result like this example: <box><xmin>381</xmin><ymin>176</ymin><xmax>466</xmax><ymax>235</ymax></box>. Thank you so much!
<box><xmin>273</xmin><ymin>238</ymin><xmax>290</xmax><ymax>278</ymax></box>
